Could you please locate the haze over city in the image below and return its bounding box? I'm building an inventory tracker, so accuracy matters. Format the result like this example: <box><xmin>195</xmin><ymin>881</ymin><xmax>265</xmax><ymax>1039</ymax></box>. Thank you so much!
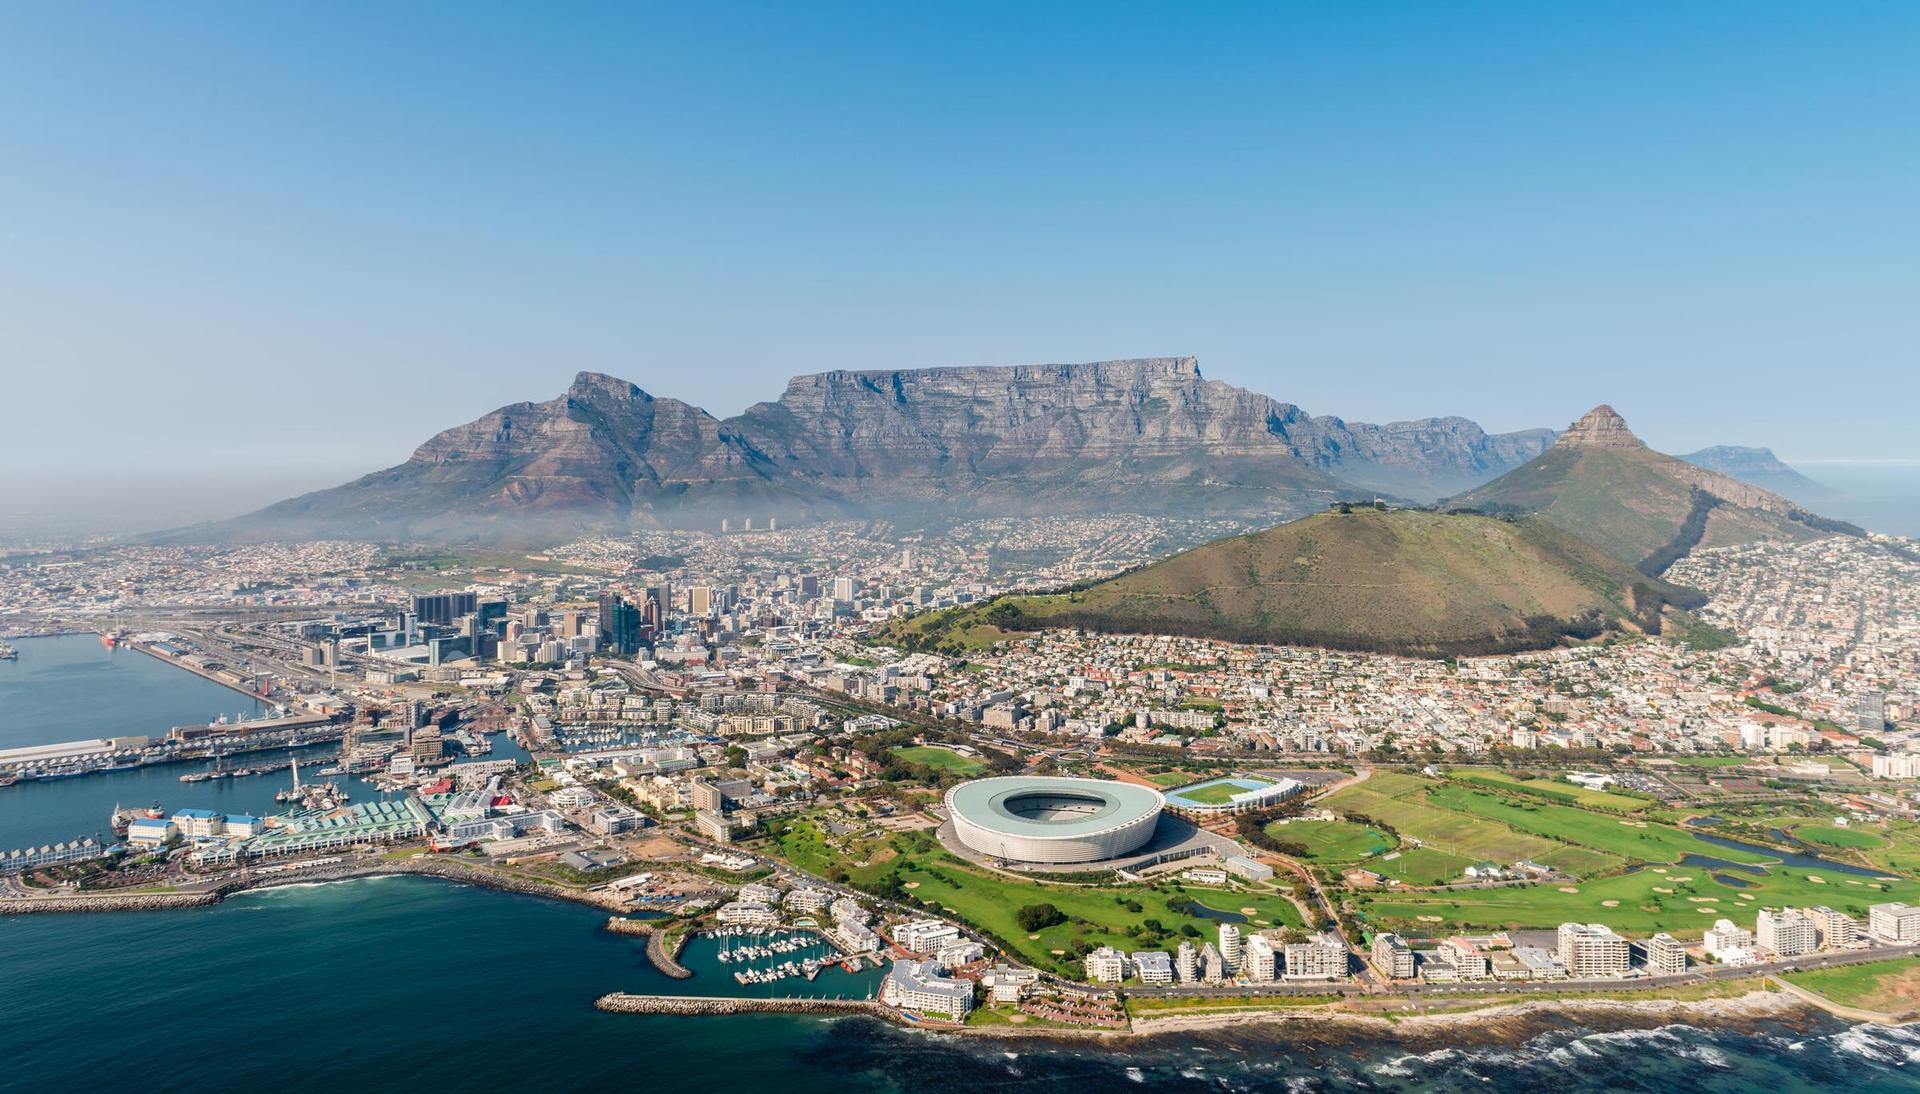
<box><xmin>4</xmin><ymin>6</ymin><xmax>1920</xmax><ymax>1093</ymax></box>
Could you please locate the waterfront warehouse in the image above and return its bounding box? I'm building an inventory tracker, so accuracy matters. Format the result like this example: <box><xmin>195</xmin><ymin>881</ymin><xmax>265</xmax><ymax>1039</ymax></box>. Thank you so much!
<box><xmin>944</xmin><ymin>776</ymin><xmax>1163</xmax><ymax>864</ymax></box>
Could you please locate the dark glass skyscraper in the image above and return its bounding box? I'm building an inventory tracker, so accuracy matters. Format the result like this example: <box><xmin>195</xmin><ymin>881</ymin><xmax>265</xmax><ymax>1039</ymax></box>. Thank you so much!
<box><xmin>599</xmin><ymin>593</ymin><xmax>645</xmax><ymax>656</ymax></box>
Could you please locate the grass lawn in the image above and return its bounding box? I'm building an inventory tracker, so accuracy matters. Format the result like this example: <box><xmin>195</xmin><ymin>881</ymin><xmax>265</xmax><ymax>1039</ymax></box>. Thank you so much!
<box><xmin>1792</xmin><ymin>824</ymin><xmax>1888</xmax><ymax>851</ymax></box>
<box><xmin>1359</xmin><ymin>860</ymin><xmax>1920</xmax><ymax>937</ymax></box>
<box><xmin>1424</xmin><ymin>784</ymin><xmax>1771</xmax><ymax>865</ymax></box>
<box><xmin>1324</xmin><ymin>773</ymin><xmax>1587</xmax><ymax>871</ymax></box>
<box><xmin>894</xmin><ymin>746</ymin><xmax>988</xmax><ymax>775</ymax></box>
<box><xmin>1272</xmin><ymin>819</ymin><xmax>1395</xmax><ymax>863</ymax></box>
<box><xmin>1369</xmin><ymin>847</ymin><xmax>1473</xmax><ymax>887</ymax></box>
<box><xmin>1784</xmin><ymin>958</ymin><xmax>1920</xmax><ymax>1013</ymax></box>
<box><xmin>1128</xmin><ymin>994</ymin><xmax>1338</xmax><ymax>1014</ymax></box>
<box><xmin>1447</xmin><ymin>769</ymin><xmax>1651</xmax><ymax>812</ymax></box>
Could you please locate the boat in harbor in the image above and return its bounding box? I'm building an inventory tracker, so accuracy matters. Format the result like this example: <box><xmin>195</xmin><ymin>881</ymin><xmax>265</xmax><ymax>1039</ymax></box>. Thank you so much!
<box><xmin>0</xmin><ymin>641</ymin><xmax>18</xmax><ymax>661</ymax></box>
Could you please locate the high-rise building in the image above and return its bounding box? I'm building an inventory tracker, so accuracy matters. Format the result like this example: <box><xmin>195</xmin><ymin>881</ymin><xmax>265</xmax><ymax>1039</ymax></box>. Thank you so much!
<box><xmin>1860</xmin><ymin>692</ymin><xmax>1888</xmax><ymax>734</ymax></box>
<box><xmin>1217</xmin><ymin>923</ymin><xmax>1243</xmax><ymax>972</ymax></box>
<box><xmin>1807</xmin><ymin>906</ymin><xmax>1858</xmax><ymax>948</ymax></box>
<box><xmin>1757</xmin><ymin>909</ymin><xmax>1818</xmax><ymax>957</ymax></box>
<box><xmin>642</xmin><ymin>583</ymin><xmax>672</xmax><ymax>631</ymax></box>
<box><xmin>1284</xmin><ymin>940</ymin><xmax>1347</xmax><ymax>980</ymax></box>
<box><xmin>1084</xmin><ymin>945</ymin><xmax>1129</xmax><ymax>983</ymax></box>
<box><xmin>1372</xmin><ymin>932</ymin><xmax>1415</xmax><ymax>979</ymax></box>
<box><xmin>1869</xmin><ymin>902</ymin><xmax>1920</xmax><ymax>943</ymax></box>
<box><xmin>1557</xmin><ymin>923</ymin><xmax>1631</xmax><ymax>978</ymax></box>
<box><xmin>1644</xmin><ymin>933</ymin><xmax>1688</xmax><ymax>976</ymax></box>
<box><xmin>1175</xmin><ymin>940</ymin><xmax>1198</xmax><ymax>982</ymax></box>
<box><xmin>411</xmin><ymin>591</ymin><xmax>477</xmax><ymax>626</ymax></box>
<box><xmin>831</xmin><ymin>576</ymin><xmax>858</xmax><ymax>603</ymax></box>
<box><xmin>1242</xmin><ymin>934</ymin><xmax>1279</xmax><ymax>982</ymax></box>
<box><xmin>598</xmin><ymin>593</ymin><xmax>646</xmax><ymax>656</ymax></box>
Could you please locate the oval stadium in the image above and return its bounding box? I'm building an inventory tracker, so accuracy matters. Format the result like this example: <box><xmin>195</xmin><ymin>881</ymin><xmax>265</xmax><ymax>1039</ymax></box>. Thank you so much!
<box><xmin>943</xmin><ymin>776</ymin><xmax>1165</xmax><ymax>864</ymax></box>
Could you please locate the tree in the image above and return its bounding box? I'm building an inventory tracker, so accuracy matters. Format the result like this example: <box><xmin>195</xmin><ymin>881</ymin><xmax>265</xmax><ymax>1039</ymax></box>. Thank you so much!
<box><xmin>1016</xmin><ymin>903</ymin><xmax>1066</xmax><ymax>932</ymax></box>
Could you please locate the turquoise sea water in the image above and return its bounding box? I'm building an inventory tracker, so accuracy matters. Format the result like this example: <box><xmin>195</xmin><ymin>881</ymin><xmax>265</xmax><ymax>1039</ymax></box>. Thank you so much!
<box><xmin>3</xmin><ymin>875</ymin><xmax>1920</xmax><ymax>1093</ymax></box>
<box><xmin>6</xmin><ymin>633</ymin><xmax>1920</xmax><ymax>1090</ymax></box>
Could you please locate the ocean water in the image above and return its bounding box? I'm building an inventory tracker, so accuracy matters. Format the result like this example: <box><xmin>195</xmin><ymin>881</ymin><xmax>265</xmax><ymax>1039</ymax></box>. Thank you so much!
<box><xmin>2</xmin><ymin>875</ymin><xmax>1919</xmax><ymax>1093</ymax></box>
<box><xmin>1798</xmin><ymin>464</ymin><xmax>1920</xmax><ymax>538</ymax></box>
<box><xmin>0</xmin><ymin>633</ymin><xmax>526</xmax><ymax>850</ymax></box>
<box><xmin>0</xmin><ymin>633</ymin><xmax>265</xmax><ymax>750</ymax></box>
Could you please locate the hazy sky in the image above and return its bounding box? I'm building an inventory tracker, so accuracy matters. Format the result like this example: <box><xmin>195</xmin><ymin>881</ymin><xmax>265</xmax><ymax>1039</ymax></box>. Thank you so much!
<box><xmin>3</xmin><ymin>2</ymin><xmax>1916</xmax><ymax>481</ymax></box>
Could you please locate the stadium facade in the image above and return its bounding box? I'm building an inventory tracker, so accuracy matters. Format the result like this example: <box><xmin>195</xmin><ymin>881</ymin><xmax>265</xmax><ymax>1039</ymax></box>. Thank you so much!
<box><xmin>944</xmin><ymin>776</ymin><xmax>1164</xmax><ymax>864</ymax></box>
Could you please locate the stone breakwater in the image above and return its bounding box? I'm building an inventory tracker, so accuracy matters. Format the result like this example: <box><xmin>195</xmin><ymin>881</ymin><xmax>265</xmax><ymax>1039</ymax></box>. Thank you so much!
<box><xmin>604</xmin><ymin>916</ymin><xmax>694</xmax><ymax>979</ymax></box>
<box><xmin>595</xmin><ymin>994</ymin><xmax>902</xmax><ymax>1023</ymax></box>
<box><xmin>0</xmin><ymin>890</ymin><xmax>223</xmax><ymax>915</ymax></box>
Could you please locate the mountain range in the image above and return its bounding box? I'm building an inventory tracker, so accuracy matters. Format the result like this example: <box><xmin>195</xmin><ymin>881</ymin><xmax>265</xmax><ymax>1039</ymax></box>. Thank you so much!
<box><xmin>879</xmin><ymin>404</ymin><xmax>1860</xmax><ymax>657</ymax></box>
<box><xmin>196</xmin><ymin>359</ymin><xmax>1559</xmax><ymax>543</ymax></box>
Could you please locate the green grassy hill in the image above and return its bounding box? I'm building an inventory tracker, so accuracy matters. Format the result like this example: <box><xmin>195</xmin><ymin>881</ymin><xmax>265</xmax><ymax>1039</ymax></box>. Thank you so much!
<box><xmin>1447</xmin><ymin>405</ymin><xmax>1847</xmax><ymax>570</ymax></box>
<box><xmin>880</xmin><ymin>507</ymin><xmax>1705</xmax><ymax>657</ymax></box>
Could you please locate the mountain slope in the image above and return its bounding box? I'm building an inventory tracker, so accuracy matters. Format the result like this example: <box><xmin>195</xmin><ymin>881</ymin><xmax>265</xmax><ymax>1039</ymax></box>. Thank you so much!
<box><xmin>194</xmin><ymin>359</ymin><xmax>1556</xmax><ymax>543</ymax></box>
<box><xmin>1680</xmin><ymin>446</ymin><xmax>1837</xmax><ymax>506</ymax></box>
<box><xmin>1449</xmin><ymin>406</ymin><xmax>1852</xmax><ymax>570</ymax></box>
<box><xmin>879</xmin><ymin>508</ymin><xmax>1703</xmax><ymax>657</ymax></box>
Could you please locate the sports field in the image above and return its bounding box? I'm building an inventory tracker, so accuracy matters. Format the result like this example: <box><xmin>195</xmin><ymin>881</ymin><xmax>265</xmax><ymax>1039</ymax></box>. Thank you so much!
<box><xmin>1165</xmin><ymin>775</ymin><xmax>1273</xmax><ymax>807</ymax></box>
<box><xmin>1445</xmin><ymin>769</ymin><xmax>1650</xmax><ymax>812</ymax></box>
<box><xmin>893</xmin><ymin>745</ymin><xmax>987</xmax><ymax>774</ymax></box>
<box><xmin>1270</xmin><ymin>819</ymin><xmax>1394</xmax><ymax>863</ymax></box>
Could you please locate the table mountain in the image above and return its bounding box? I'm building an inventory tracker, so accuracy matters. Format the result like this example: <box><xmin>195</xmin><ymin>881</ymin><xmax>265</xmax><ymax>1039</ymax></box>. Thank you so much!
<box><xmin>1680</xmin><ymin>445</ymin><xmax>1837</xmax><ymax>506</ymax></box>
<box><xmin>192</xmin><ymin>358</ymin><xmax>1558</xmax><ymax>543</ymax></box>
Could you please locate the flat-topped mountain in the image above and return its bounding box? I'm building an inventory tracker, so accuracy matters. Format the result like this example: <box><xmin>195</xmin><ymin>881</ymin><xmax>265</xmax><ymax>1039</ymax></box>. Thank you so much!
<box><xmin>192</xmin><ymin>359</ymin><xmax>1556</xmax><ymax>543</ymax></box>
<box><xmin>879</xmin><ymin>507</ymin><xmax>1708</xmax><ymax>657</ymax></box>
<box><xmin>1680</xmin><ymin>445</ymin><xmax>1837</xmax><ymax>505</ymax></box>
<box><xmin>1449</xmin><ymin>405</ymin><xmax>1858</xmax><ymax>572</ymax></box>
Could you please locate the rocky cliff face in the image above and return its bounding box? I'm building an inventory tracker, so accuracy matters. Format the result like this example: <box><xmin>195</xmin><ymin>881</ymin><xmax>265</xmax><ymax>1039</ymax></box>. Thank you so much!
<box><xmin>204</xmin><ymin>359</ymin><xmax>1561</xmax><ymax>543</ymax></box>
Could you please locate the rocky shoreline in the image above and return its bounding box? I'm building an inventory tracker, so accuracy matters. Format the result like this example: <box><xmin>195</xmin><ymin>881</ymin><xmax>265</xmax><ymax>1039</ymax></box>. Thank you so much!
<box><xmin>604</xmin><ymin>916</ymin><xmax>694</xmax><ymax>978</ymax></box>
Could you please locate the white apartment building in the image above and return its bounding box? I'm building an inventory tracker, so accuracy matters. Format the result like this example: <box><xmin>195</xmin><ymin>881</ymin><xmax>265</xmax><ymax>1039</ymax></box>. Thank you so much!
<box><xmin>1176</xmin><ymin>940</ymin><xmax>1199</xmax><ymax>982</ymax></box>
<box><xmin>1644</xmin><ymin>933</ymin><xmax>1688</xmax><ymax>976</ymax></box>
<box><xmin>1218</xmin><ymin>923</ymin><xmax>1244</xmax><ymax>973</ymax></box>
<box><xmin>894</xmin><ymin>919</ymin><xmax>962</xmax><ymax>954</ymax></box>
<box><xmin>1085</xmin><ymin>945</ymin><xmax>1131</xmax><ymax>983</ymax></box>
<box><xmin>1869</xmin><ymin>902</ymin><xmax>1920</xmax><ymax>943</ymax></box>
<box><xmin>1557</xmin><ymin>923</ymin><xmax>1631</xmax><ymax>978</ymax></box>
<box><xmin>1439</xmin><ymin>937</ymin><xmax>1490</xmax><ymax>979</ymax></box>
<box><xmin>1132</xmin><ymin>950</ymin><xmax>1175</xmax><ymax>985</ymax></box>
<box><xmin>1242</xmin><ymin>934</ymin><xmax>1279</xmax><ymax>982</ymax></box>
<box><xmin>1871</xmin><ymin>753</ymin><xmax>1920</xmax><ymax>779</ymax></box>
<box><xmin>1704</xmin><ymin>919</ymin><xmax>1757</xmax><ymax>964</ymax></box>
<box><xmin>1807</xmin><ymin>906</ymin><xmax>1859</xmax><ymax>948</ymax></box>
<box><xmin>1756</xmin><ymin>909</ymin><xmax>1818</xmax><ymax>957</ymax></box>
<box><xmin>1373</xmin><ymin>932</ymin><xmax>1415</xmax><ymax>979</ymax></box>
<box><xmin>1284</xmin><ymin>940</ymin><xmax>1347</xmax><ymax>981</ymax></box>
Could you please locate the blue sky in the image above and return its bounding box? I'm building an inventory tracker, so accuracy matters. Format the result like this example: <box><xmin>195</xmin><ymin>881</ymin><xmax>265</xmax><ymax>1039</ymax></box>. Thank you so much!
<box><xmin>2</xmin><ymin>2</ymin><xmax>1916</xmax><ymax>476</ymax></box>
